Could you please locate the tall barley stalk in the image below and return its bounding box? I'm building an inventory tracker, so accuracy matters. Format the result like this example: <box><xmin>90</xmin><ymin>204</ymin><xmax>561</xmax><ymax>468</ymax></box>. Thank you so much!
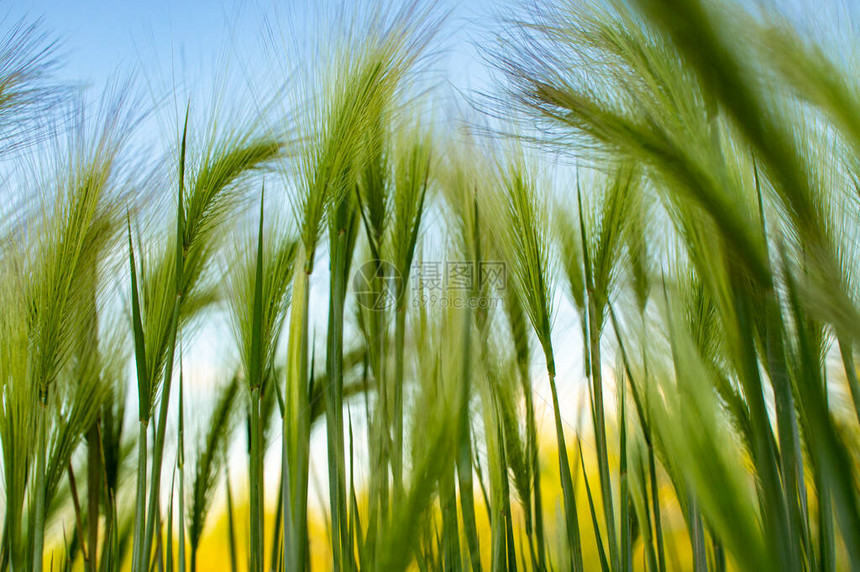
<box><xmin>325</xmin><ymin>189</ymin><xmax>359</xmax><ymax>572</ymax></box>
<box><xmin>226</xmin><ymin>186</ymin><xmax>296</xmax><ymax>572</ymax></box>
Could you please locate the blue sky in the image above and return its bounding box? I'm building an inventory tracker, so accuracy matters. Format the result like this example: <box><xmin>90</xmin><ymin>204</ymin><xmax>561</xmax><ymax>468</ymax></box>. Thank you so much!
<box><xmin>8</xmin><ymin>0</ymin><xmax>859</xmax><ymax>120</ymax></box>
<box><xmin>5</xmin><ymin>0</ymin><xmax>497</xmax><ymax>97</ymax></box>
<box><xmin>8</xmin><ymin>1</ymin><xmax>247</xmax><ymax>87</ymax></box>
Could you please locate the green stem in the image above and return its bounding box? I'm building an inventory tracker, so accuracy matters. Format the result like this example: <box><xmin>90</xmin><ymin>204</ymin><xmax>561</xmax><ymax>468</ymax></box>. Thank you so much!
<box><xmin>687</xmin><ymin>495</ymin><xmax>706</xmax><ymax>572</ymax></box>
<box><xmin>325</xmin><ymin>229</ymin><xmax>349</xmax><ymax>572</ymax></box>
<box><xmin>586</xmin><ymin>300</ymin><xmax>619</xmax><ymax>572</ymax></box>
<box><xmin>166</xmin><ymin>469</ymin><xmax>174</xmax><ymax>572</ymax></box>
<box><xmin>270</xmin><ymin>462</ymin><xmax>283</xmax><ymax>572</ymax></box>
<box><xmin>225</xmin><ymin>473</ymin><xmax>237</xmax><ymax>572</ymax></box>
<box><xmin>765</xmin><ymin>297</ymin><xmax>808</xmax><ymax>560</ymax></box>
<box><xmin>5</xmin><ymin>473</ymin><xmax>24</xmax><ymax>571</ymax></box>
<box><xmin>248</xmin><ymin>188</ymin><xmax>265</xmax><ymax>572</ymax></box>
<box><xmin>522</xmin><ymin>377</ymin><xmax>546</xmax><ymax>571</ymax></box>
<box><xmin>500</xmin><ymin>434</ymin><xmax>517</xmax><ymax>572</ymax></box>
<box><xmin>649</xmin><ymin>445</ymin><xmax>666</xmax><ymax>572</ymax></box>
<box><xmin>285</xmin><ymin>250</ymin><xmax>311</xmax><ymax>572</ymax></box>
<box><xmin>487</xmin><ymin>415</ymin><xmax>506</xmax><ymax>572</ymax></box>
<box><xmin>86</xmin><ymin>424</ymin><xmax>101</xmax><ymax>572</ymax></box>
<box><xmin>546</xmin><ymin>365</ymin><xmax>584</xmax><ymax>572</ymax></box>
<box><xmin>249</xmin><ymin>389</ymin><xmax>263</xmax><ymax>572</ymax></box>
<box><xmin>635</xmin><ymin>450</ymin><xmax>658</xmax><ymax>572</ymax></box>
<box><xmin>132</xmin><ymin>422</ymin><xmax>148</xmax><ymax>572</ymax></box>
<box><xmin>67</xmin><ymin>463</ymin><xmax>88</xmax><ymax>566</ymax></box>
<box><xmin>392</xmin><ymin>303</ymin><xmax>406</xmax><ymax>505</ymax></box>
<box><xmin>620</xmin><ymin>376</ymin><xmax>630</xmax><ymax>572</ymax></box>
<box><xmin>456</xmin><ymin>305</ymin><xmax>481</xmax><ymax>571</ymax></box>
<box><xmin>178</xmin><ymin>388</ymin><xmax>186</xmax><ymax>572</ymax></box>
<box><xmin>817</xmin><ymin>471</ymin><xmax>836</xmax><ymax>572</ymax></box>
<box><xmin>281</xmin><ymin>417</ymin><xmax>293</xmax><ymax>572</ymax></box>
<box><xmin>178</xmin><ymin>463</ymin><xmax>185</xmax><ymax>572</ymax></box>
<box><xmin>371</xmin><ymin>260</ymin><xmax>389</xmax><ymax>538</ymax></box>
<box><xmin>439</xmin><ymin>464</ymin><xmax>460</xmax><ymax>571</ymax></box>
<box><xmin>31</xmin><ymin>399</ymin><xmax>48</xmax><ymax>572</ymax></box>
<box><xmin>579</xmin><ymin>442</ymin><xmax>610</xmax><ymax>572</ymax></box>
<box><xmin>143</xmin><ymin>298</ymin><xmax>182</xmax><ymax>568</ymax></box>
<box><xmin>154</xmin><ymin>509</ymin><xmax>165</xmax><ymax>572</ymax></box>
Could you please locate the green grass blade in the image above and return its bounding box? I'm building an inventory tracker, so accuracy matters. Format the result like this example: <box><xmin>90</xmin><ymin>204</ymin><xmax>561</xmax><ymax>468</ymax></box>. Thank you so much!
<box><xmin>178</xmin><ymin>362</ymin><xmax>186</xmax><ymax>572</ymax></box>
<box><xmin>578</xmin><ymin>442</ymin><xmax>610</xmax><ymax>572</ymax></box>
<box><xmin>166</xmin><ymin>464</ymin><xmax>175</xmax><ymax>572</ymax></box>
<box><xmin>248</xmin><ymin>187</ymin><xmax>266</xmax><ymax>572</ymax></box>
<box><xmin>225</xmin><ymin>470</ymin><xmax>238</xmax><ymax>572</ymax></box>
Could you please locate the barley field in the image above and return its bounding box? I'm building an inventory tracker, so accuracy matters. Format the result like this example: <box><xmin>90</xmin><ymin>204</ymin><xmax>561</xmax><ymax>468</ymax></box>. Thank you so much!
<box><xmin>2</xmin><ymin>0</ymin><xmax>860</xmax><ymax>570</ymax></box>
